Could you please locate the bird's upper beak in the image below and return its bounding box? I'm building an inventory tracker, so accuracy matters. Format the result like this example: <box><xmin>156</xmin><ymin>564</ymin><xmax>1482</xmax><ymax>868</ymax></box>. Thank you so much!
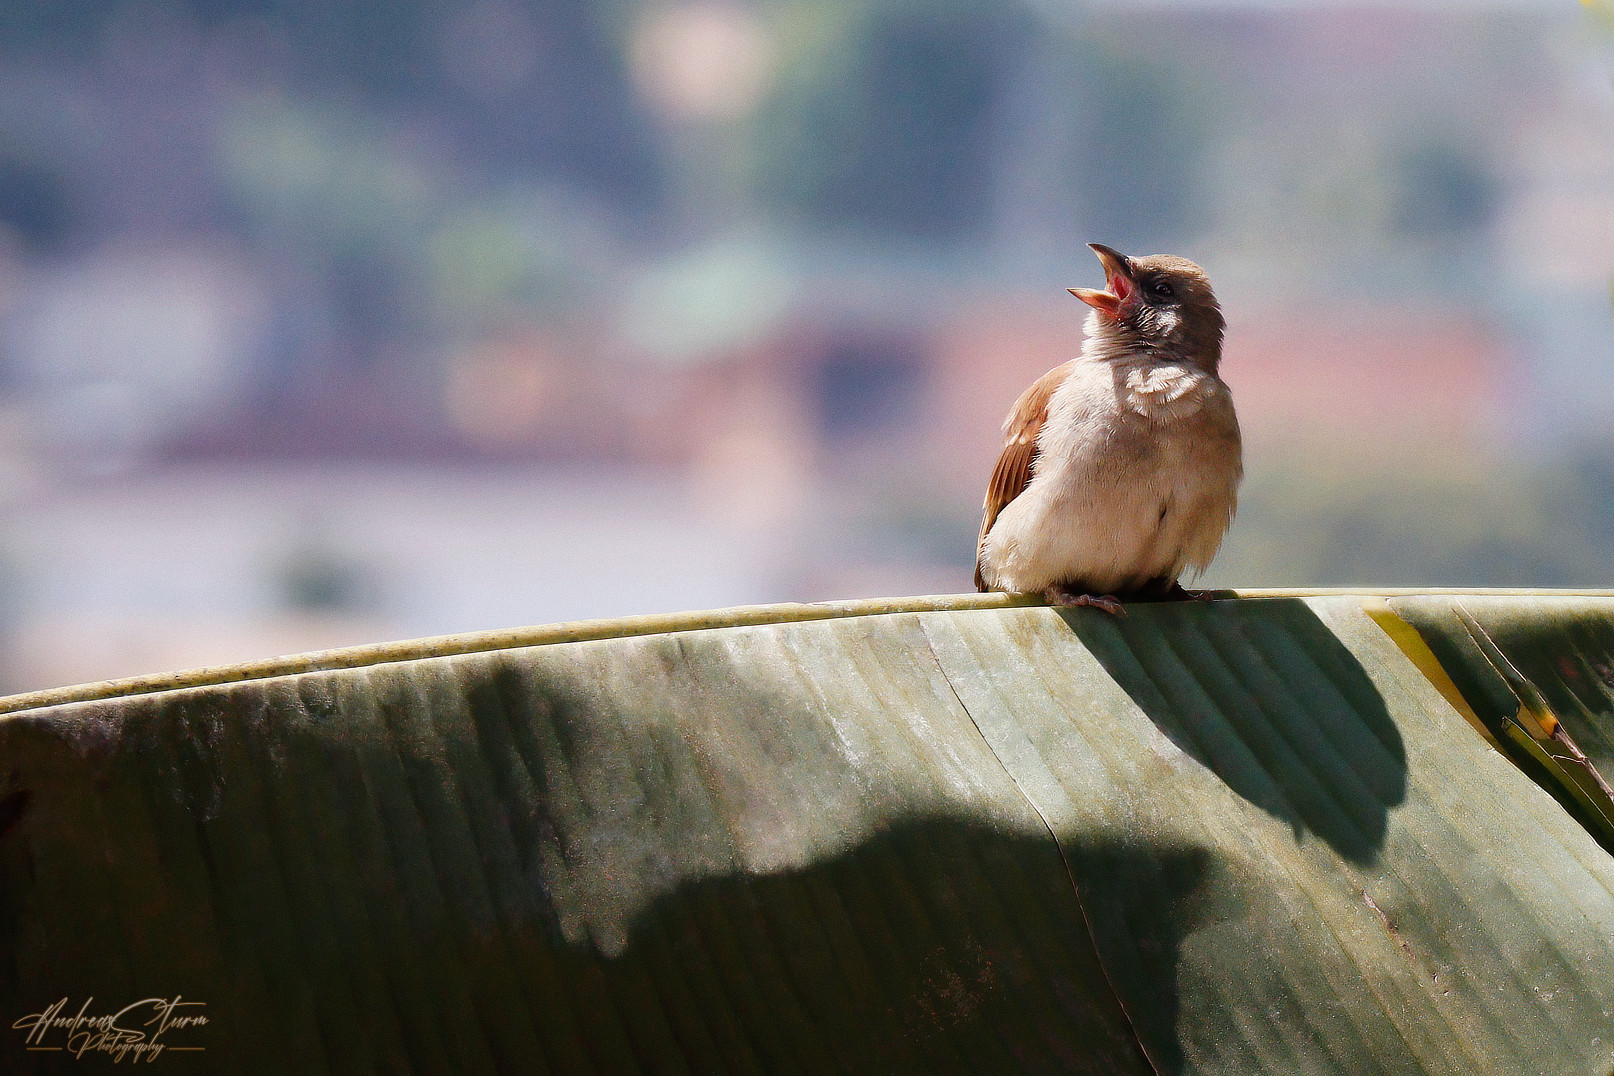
<box><xmin>1069</xmin><ymin>243</ymin><xmax>1135</xmax><ymax>318</ymax></box>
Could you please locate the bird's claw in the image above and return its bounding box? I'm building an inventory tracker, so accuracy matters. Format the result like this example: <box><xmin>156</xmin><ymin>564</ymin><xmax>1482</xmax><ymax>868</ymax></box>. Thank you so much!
<box><xmin>1042</xmin><ymin>587</ymin><xmax>1127</xmax><ymax>616</ymax></box>
<box><xmin>1155</xmin><ymin>581</ymin><xmax>1217</xmax><ymax>602</ymax></box>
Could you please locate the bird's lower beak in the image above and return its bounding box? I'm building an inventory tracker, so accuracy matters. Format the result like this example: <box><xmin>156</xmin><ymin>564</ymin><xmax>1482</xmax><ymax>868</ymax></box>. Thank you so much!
<box><xmin>1069</xmin><ymin>243</ymin><xmax>1135</xmax><ymax>318</ymax></box>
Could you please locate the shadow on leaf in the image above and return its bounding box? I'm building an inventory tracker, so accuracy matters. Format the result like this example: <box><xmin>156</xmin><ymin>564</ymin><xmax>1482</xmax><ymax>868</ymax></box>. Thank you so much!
<box><xmin>1062</xmin><ymin>598</ymin><xmax>1407</xmax><ymax>865</ymax></box>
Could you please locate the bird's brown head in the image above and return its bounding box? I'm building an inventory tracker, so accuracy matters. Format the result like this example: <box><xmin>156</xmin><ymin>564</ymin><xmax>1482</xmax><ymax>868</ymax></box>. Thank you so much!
<box><xmin>1069</xmin><ymin>243</ymin><xmax>1224</xmax><ymax>366</ymax></box>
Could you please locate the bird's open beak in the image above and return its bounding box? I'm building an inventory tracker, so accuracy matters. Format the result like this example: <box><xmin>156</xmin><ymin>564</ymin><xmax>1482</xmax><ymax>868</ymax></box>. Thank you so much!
<box><xmin>1069</xmin><ymin>243</ymin><xmax>1135</xmax><ymax>318</ymax></box>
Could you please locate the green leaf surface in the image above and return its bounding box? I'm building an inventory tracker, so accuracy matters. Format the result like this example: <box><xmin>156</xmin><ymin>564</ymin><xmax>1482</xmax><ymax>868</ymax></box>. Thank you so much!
<box><xmin>1</xmin><ymin>593</ymin><xmax>1613</xmax><ymax>1073</ymax></box>
<box><xmin>1389</xmin><ymin>593</ymin><xmax>1614</xmax><ymax>785</ymax></box>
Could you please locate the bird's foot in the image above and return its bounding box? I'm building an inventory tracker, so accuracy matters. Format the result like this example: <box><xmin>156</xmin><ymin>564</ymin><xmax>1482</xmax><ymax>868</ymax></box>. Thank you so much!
<box><xmin>1162</xmin><ymin>581</ymin><xmax>1217</xmax><ymax>602</ymax></box>
<box><xmin>1042</xmin><ymin>586</ymin><xmax>1126</xmax><ymax>616</ymax></box>
<box><xmin>1131</xmin><ymin>580</ymin><xmax>1218</xmax><ymax>603</ymax></box>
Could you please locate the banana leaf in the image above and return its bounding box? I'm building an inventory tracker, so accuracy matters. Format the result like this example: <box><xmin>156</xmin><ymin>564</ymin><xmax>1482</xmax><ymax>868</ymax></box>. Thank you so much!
<box><xmin>1</xmin><ymin>591</ymin><xmax>1612</xmax><ymax>1073</ymax></box>
<box><xmin>1387</xmin><ymin>593</ymin><xmax>1614</xmax><ymax>854</ymax></box>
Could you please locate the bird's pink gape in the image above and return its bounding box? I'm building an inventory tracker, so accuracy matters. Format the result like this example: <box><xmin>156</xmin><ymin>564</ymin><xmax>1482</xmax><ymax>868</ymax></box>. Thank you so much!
<box><xmin>1068</xmin><ymin>243</ymin><xmax>1136</xmax><ymax>319</ymax></box>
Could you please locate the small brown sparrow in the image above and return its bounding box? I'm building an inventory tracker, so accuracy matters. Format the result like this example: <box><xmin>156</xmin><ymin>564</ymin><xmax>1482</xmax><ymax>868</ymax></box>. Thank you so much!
<box><xmin>975</xmin><ymin>243</ymin><xmax>1242</xmax><ymax>614</ymax></box>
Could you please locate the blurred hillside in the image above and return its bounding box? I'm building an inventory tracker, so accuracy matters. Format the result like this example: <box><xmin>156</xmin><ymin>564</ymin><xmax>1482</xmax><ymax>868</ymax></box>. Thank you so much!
<box><xmin>0</xmin><ymin>0</ymin><xmax>1612</xmax><ymax>691</ymax></box>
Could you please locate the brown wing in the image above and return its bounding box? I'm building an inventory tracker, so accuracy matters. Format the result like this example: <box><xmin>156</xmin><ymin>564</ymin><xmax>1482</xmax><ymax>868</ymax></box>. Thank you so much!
<box><xmin>975</xmin><ymin>362</ymin><xmax>1074</xmax><ymax>591</ymax></box>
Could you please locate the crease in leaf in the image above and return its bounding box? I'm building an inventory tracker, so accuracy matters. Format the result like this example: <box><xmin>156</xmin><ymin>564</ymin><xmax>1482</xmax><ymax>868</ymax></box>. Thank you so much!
<box><xmin>1451</xmin><ymin>603</ymin><xmax>1614</xmax><ymax>834</ymax></box>
<box><xmin>1498</xmin><ymin>719</ymin><xmax>1614</xmax><ymax>853</ymax></box>
<box><xmin>1370</xmin><ymin>598</ymin><xmax>1614</xmax><ymax>856</ymax></box>
<box><xmin>1453</xmin><ymin>602</ymin><xmax>1558</xmax><ymax>740</ymax></box>
<box><xmin>1361</xmin><ymin>600</ymin><xmax>1497</xmax><ymax>748</ymax></box>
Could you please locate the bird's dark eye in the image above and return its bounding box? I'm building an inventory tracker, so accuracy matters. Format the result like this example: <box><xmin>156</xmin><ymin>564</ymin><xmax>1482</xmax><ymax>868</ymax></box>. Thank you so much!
<box><xmin>1150</xmin><ymin>280</ymin><xmax>1175</xmax><ymax>298</ymax></box>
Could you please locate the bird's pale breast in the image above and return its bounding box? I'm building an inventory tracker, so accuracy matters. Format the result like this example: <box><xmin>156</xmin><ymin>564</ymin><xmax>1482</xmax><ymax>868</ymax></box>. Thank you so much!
<box><xmin>979</xmin><ymin>358</ymin><xmax>1241</xmax><ymax>594</ymax></box>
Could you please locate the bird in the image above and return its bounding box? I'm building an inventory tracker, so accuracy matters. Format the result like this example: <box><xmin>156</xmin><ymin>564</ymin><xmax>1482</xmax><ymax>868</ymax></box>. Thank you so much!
<box><xmin>974</xmin><ymin>243</ymin><xmax>1242</xmax><ymax>615</ymax></box>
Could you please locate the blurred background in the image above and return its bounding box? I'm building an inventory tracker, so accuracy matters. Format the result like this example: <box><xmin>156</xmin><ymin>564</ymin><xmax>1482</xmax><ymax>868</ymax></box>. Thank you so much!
<box><xmin>0</xmin><ymin>0</ymin><xmax>1612</xmax><ymax>693</ymax></box>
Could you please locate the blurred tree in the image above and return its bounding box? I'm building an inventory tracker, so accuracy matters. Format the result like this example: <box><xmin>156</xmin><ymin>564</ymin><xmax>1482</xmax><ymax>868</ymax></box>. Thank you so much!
<box><xmin>1209</xmin><ymin>459</ymin><xmax>1614</xmax><ymax>590</ymax></box>
<box><xmin>750</xmin><ymin>1</ymin><xmax>1222</xmax><ymax>252</ymax></box>
<box><xmin>814</xmin><ymin>328</ymin><xmax>927</xmax><ymax>440</ymax></box>
<box><xmin>1072</xmin><ymin>41</ymin><xmax>1215</xmax><ymax>251</ymax></box>
<box><xmin>427</xmin><ymin>193</ymin><xmax>604</xmax><ymax>330</ymax></box>
<box><xmin>0</xmin><ymin>154</ymin><xmax>73</xmax><ymax>255</ymax></box>
<box><xmin>754</xmin><ymin>0</ymin><xmax>1030</xmax><ymax>242</ymax></box>
<box><xmin>273</xmin><ymin>521</ymin><xmax>375</xmax><ymax>612</ymax></box>
<box><xmin>0</xmin><ymin>0</ymin><xmax>103</xmax><ymax>51</ymax></box>
<box><xmin>0</xmin><ymin>0</ymin><xmax>664</xmax><ymax>217</ymax></box>
<box><xmin>437</xmin><ymin>0</ymin><xmax>665</xmax><ymax>212</ymax></box>
<box><xmin>214</xmin><ymin>97</ymin><xmax>437</xmax><ymax>373</ymax></box>
<box><xmin>1393</xmin><ymin>141</ymin><xmax>1498</xmax><ymax>241</ymax></box>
